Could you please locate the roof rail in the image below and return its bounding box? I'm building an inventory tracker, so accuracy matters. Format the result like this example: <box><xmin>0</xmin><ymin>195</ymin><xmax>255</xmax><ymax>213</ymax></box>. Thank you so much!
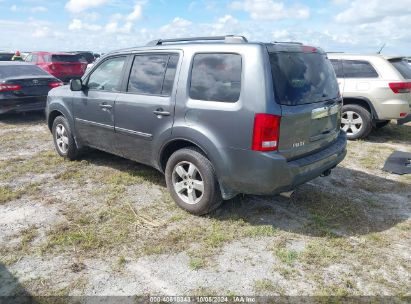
<box><xmin>272</xmin><ymin>41</ymin><xmax>303</xmax><ymax>45</ymax></box>
<box><xmin>146</xmin><ymin>35</ymin><xmax>248</xmax><ymax>46</ymax></box>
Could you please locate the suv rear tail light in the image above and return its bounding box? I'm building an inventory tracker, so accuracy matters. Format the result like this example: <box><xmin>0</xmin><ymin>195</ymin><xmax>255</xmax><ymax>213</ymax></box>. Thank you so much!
<box><xmin>302</xmin><ymin>45</ymin><xmax>317</xmax><ymax>53</ymax></box>
<box><xmin>389</xmin><ymin>82</ymin><xmax>411</xmax><ymax>94</ymax></box>
<box><xmin>252</xmin><ymin>114</ymin><xmax>281</xmax><ymax>152</ymax></box>
<box><xmin>49</xmin><ymin>81</ymin><xmax>63</xmax><ymax>88</ymax></box>
<box><xmin>0</xmin><ymin>84</ymin><xmax>22</xmax><ymax>92</ymax></box>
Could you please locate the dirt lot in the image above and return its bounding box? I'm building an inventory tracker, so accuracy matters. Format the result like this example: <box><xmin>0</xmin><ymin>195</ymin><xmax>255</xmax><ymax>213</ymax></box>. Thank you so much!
<box><xmin>0</xmin><ymin>112</ymin><xmax>410</xmax><ymax>297</ymax></box>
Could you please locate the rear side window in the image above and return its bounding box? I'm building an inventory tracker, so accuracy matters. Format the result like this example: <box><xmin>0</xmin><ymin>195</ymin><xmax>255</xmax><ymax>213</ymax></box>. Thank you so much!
<box><xmin>330</xmin><ymin>59</ymin><xmax>344</xmax><ymax>78</ymax></box>
<box><xmin>0</xmin><ymin>65</ymin><xmax>49</xmax><ymax>78</ymax></box>
<box><xmin>389</xmin><ymin>59</ymin><xmax>411</xmax><ymax>79</ymax></box>
<box><xmin>127</xmin><ymin>54</ymin><xmax>179</xmax><ymax>96</ymax></box>
<box><xmin>189</xmin><ymin>53</ymin><xmax>242</xmax><ymax>102</ymax></box>
<box><xmin>342</xmin><ymin>60</ymin><xmax>378</xmax><ymax>78</ymax></box>
<box><xmin>51</xmin><ymin>55</ymin><xmax>81</xmax><ymax>63</ymax></box>
<box><xmin>269</xmin><ymin>52</ymin><xmax>339</xmax><ymax>106</ymax></box>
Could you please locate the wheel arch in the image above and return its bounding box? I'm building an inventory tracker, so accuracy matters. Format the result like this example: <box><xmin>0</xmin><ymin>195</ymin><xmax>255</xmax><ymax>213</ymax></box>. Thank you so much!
<box><xmin>158</xmin><ymin>138</ymin><xmax>209</xmax><ymax>173</ymax></box>
<box><xmin>342</xmin><ymin>97</ymin><xmax>379</xmax><ymax>119</ymax></box>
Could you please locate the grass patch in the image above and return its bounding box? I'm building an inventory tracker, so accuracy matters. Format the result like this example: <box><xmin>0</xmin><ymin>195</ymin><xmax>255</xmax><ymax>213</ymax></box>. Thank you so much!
<box><xmin>253</xmin><ymin>279</ymin><xmax>284</xmax><ymax>295</ymax></box>
<box><xmin>300</xmin><ymin>238</ymin><xmax>353</xmax><ymax>267</ymax></box>
<box><xmin>189</xmin><ymin>257</ymin><xmax>206</xmax><ymax>270</ymax></box>
<box><xmin>0</xmin><ymin>183</ymin><xmax>41</xmax><ymax>204</ymax></box>
<box><xmin>275</xmin><ymin>248</ymin><xmax>299</xmax><ymax>265</ymax></box>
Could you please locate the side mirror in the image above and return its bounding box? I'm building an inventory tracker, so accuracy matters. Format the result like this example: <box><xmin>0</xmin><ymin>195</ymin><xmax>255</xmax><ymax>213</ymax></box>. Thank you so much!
<box><xmin>70</xmin><ymin>78</ymin><xmax>83</xmax><ymax>91</ymax></box>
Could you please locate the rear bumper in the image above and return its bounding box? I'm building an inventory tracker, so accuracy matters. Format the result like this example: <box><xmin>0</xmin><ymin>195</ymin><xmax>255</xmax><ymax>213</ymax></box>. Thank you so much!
<box><xmin>0</xmin><ymin>96</ymin><xmax>47</xmax><ymax>114</ymax></box>
<box><xmin>375</xmin><ymin>99</ymin><xmax>411</xmax><ymax>120</ymax></box>
<box><xmin>218</xmin><ymin>132</ymin><xmax>347</xmax><ymax>198</ymax></box>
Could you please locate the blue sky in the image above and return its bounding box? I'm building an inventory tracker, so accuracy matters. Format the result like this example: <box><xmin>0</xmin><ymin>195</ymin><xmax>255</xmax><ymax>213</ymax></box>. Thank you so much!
<box><xmin>1</xmin><ymin>0</ymin><xmax>411</xmax><ymax>54</ymax></box>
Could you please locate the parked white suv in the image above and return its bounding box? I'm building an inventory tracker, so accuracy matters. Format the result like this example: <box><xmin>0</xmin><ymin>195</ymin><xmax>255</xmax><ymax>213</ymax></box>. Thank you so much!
<box><xmin>328</xmin><ymin>53</ymin><xmax>411</xmax><ymax>139</ymax></box>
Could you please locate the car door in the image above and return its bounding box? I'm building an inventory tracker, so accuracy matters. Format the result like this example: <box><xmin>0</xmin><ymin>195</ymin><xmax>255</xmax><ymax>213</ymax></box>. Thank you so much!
<box><xmin>114</xmin><ymin>52</ymin><xmax>181</xmax><ymax>165</ymax></box>
<box><xmin>72</xmin><ymin>56</ymin><xmax>127</xmax><ymax>153</ymax></box>
<box><xmin>330</xmin><ymin>59</ymin><xmax>345</xmax><ymax>94</ymax></box>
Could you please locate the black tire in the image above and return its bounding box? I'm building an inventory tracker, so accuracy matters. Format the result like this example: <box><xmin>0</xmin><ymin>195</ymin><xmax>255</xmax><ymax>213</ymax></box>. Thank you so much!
<box><xmin>341</xmin><ymin>104</ymin><xmax>373</xmax><ymax>140</ymax></box>
<box><xmin>165</xmin><ymin>147</ymin><xmax>222</xmax><ymax>215</ymax></box>
<box><xmin>52</xmin><ymin>116</ymin><xmax>79</xmax><ymax>160</ymax></box>
<box><xmin>375</xmin><ymin>120</ymin><xmax>390</xmax><ymax>129</ymax></box>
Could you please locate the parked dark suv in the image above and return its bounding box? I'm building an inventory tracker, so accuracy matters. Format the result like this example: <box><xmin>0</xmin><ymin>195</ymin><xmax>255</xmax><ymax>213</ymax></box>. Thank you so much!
<box><xmin>46</xmin><ymin>36</ymin><xmax>347</xmax><ymax>215</ymax></box>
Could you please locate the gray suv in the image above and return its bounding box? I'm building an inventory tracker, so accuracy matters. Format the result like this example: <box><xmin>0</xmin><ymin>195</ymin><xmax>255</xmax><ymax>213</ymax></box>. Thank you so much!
<box><xmin>46</xmin><ymin>36</ymin><xmax>347</xmax><ymax>215</ymax></box>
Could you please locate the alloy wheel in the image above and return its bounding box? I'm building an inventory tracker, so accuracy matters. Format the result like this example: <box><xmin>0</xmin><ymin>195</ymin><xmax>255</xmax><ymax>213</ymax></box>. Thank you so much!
<box><xmin>172</xmin><ymin>161</ymin><xmax>204</xmax><ymax>205</ymax></box>
<box><xmin>341</xmin><ymin>111</ymin><xmax>363</xmax><ymax>136</ymax></box>
<box><xmin>55</xmin><ymin>124</ymin><xmax>69</xmax><ymax>154</ymax></box>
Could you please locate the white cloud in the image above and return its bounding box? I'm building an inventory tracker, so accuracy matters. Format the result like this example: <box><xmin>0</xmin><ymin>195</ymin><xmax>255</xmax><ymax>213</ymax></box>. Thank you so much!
<box><xmin>336</xmin><ymin>0</ymin><xmax>411</xmax><ymax>24</ymax></box>
<box><xmin>104</xmin><ymin>21</ymin><xmax>133</xmax><ymax>34</ymax></box>
<box><xmin>10</xmin><ymin>5</ymin><xmax>48</xmax><ymax>13</ymax></box>
<box><xmin>230</xmin><ymin>0</ymin><xmax>310</xmax><ymax>21</ymax></box>
<box><xmin>65</xmin><ymin>0</ymin><xmax>108</xmax><ymax>13</ymax></box>
<box><xmin>127</xmin><ymin>4</ymin><xmax>142</xmax><ymax>21</ymax></box>
<box><xmin>68</xmin><ymin>19</ymin><xmax>102</xmax><ymax>31</ymax></box>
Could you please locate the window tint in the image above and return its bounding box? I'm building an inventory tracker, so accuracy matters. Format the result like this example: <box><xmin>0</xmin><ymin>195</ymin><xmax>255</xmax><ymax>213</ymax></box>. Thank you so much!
<box><xmin>0</xmin><ymin>53</ymin><xmax>14</xmax><ymax>61</ymax></box>
<box><xmin>162</xmin><ymin>55</ymin><xmax>179</xmax><ymax>95</ymax></box>
<box><xmin>189</xmin><ymin>53</ymin><xmax>241</xmax><ymax>102</ymax></box>
<box><xmin>330</xmin><ymin>59</ymin><xmax>343</xmax><ymax>78</ymax></box>
<box><xmin>342</xmin><ymin>60</ymin><xmax>378</xmax><ymax>78</ymax></box>
<box><xmin>0</xmin><ymin>65</ymin><xmax>49</xmax><ymax>78</ymax></box>
<box><xmin>127</xmin><ymin>54</ymin><xmax>178</xmax><ymax>95</ymax></box>
<box><xmin>389</xmin><ymin>59</ymin><xmax>411</xmax><ymax>79</ymax></box>
<box><xmin>51</xmin><ymin>55</ymin><xmax>81</xmax><ymax>63</ymax></box>
<box><xmin>269</xmin><ymin>52</ymin><xmax>339</xmax><ymax>106</ymax></box>
<box><xmin>87</xmin><ymin>56</ymin><xmax>126</xmax><ymax>91</ymax></box>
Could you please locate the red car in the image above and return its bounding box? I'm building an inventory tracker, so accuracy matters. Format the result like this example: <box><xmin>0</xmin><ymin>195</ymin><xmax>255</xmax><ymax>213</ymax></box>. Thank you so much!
<box><xmin>25</xmin><ymin>52</ymin><xmax>87</xmax><ymax>82</ymax></box>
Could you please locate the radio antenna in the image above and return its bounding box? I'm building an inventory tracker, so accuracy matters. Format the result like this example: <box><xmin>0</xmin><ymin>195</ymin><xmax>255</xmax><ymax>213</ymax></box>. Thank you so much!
<box><xmin>377</xmin><ymin>43</ymin><xmax>386</xmax><ymax>54</ymax></box>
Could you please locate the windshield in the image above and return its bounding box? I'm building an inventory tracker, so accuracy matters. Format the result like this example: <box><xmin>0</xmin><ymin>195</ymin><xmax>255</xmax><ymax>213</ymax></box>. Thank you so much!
<box><xmin>0</xmin><ymin>65</ymin><xmax>50</xmax><ymax>78</ymax></box>
<box><xmin>51</xmin><ymin>55</ymin><xmax>82</xmax><ymax>63</ymax></box>
<box><xmin>389</xmin><ymin>59</ymin><xmax>411</xmax><ymax>79</ymax></box>
<box><xmin>0</xmin><ymin>54</ymin><xmax>13</xmax><ymax>61</ymax></box>
<box><xmin>269</xmin><ymin>52</ymin><xmax>339</xmax><ymax>106</ymax></box>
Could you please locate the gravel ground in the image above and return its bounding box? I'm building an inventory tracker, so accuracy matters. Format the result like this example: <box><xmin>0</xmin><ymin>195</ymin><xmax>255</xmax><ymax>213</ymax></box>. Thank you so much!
<box><xmin>0</xmin><ymin>112</ymin><xmax>410</xmax><ymax>298</ymax></box>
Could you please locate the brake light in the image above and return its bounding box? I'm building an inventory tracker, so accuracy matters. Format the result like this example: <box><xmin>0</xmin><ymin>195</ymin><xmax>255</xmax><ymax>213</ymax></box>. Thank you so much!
<box><xmin>302</xmin><ymin>45</ymin><xmax>317</xmax><ymax>53</ymax></box>
<box><xmin>252</xmin><ymin>114</ymin><xmax>281</xmax><ymax>151</ymax></box>
<box><xmin>389</xmin><ymin>82</ymin><xmax>411</xmax><ymax>94</ymax></box>
<box><xmin>400</xmin><ymin>112</ymin><xmax>407</xmax><ymax>117</ymax></box>
<box><xmin>0</xmin><ymin>84</ymin><xmax>22</xmax><ymax>92</ymax></box>
<box><xmin>48</xmin><ymin>81</ymin><xmax>63</xmax><ymax>88</ymax></box>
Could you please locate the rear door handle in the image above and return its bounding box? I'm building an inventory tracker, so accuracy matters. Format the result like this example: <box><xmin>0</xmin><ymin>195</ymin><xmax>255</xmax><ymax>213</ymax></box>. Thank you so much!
<box><xmin>153</xmin><ymin>109</ymin><xmax>170</xmax><ymax>116</ymax></box>
<box><xmin>99</xmin><ymin>103</ymin><xmax>112</xmax><ymax>109</ymax></box>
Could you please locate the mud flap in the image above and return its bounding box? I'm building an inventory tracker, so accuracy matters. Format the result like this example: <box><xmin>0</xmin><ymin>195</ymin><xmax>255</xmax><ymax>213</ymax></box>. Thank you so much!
<box><xmin>383</xmin><ymin>151</ymin><xmax>411</xmax><ymax>175</ymax></box>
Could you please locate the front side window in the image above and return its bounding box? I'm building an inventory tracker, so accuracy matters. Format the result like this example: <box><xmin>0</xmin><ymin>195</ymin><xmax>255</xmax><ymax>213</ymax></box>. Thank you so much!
<box><xmin>189</xmin><ymin>53</ymin><xmax>242</xmax><ymax>102</ymax></box>
<box><xmin>127</xmin><ymin>54</ymin><xmax>179</xmax><ymax>96</ymax></box>
<box><xmin>87</xmin><ymin>56</ymin><xmax>126</xmax><ymax>92</ymax></box>
<box><xmin>342</xmin><ymin>60</ymin><xmax>379</xmax><ymax>78</ymax></box>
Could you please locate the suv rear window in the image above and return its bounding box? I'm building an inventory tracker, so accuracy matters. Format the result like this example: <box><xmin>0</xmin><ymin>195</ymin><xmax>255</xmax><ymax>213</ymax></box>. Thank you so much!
<box><xmin>0</xmin><ymin>65</ymin><xmax>49</xmax><ymax>78</ymax></box>
<box><xmin>189</xmin><ymin>53</ymin><xmax>242</xmax><ymax>103</ymax></box>
<box><xmin>341</xmin><ymin>60</ymin><xmax>378</xmax><ymax>78</ymax></box>
<box><xmin>0</xmin><ymin>53</ymin><xmax>13</xmax><ymax>61</ymax></box>
<box><xmin>51</xmin><ymin>55</ymin><xmax>82</xmax><ymax>63</ymax></box>
<box><xmin>389</xmin><ymin>59</ymin><xmax>411</xmax><ymax>79</ymax></box>
<box><xmin>269</xmin><ymin>52</ymin><xmax>339</xmax><ymax>106</ymax></box>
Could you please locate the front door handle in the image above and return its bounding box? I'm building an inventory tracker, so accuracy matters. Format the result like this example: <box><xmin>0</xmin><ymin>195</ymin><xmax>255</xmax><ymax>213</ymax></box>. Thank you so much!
<box><xmin>99</xmin><ymin>103</ymin><xmax>112</xmax><ymax>110</ymax></box>
<box><xmin>153</xmin><ymin>108</ymin><xmax>170</xmax><ymax>116</ymax></box>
